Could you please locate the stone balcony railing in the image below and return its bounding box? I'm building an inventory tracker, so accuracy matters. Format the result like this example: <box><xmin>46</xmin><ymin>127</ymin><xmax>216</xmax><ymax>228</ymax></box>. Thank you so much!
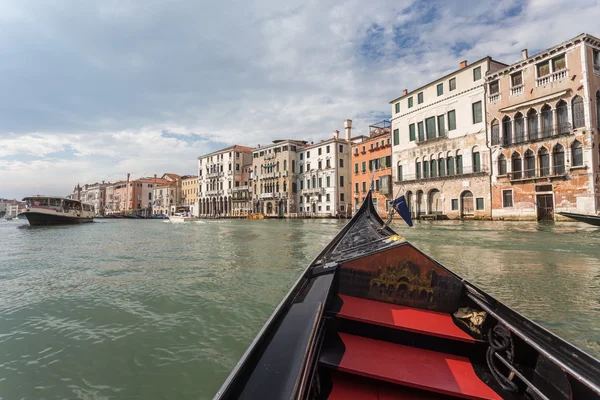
<box><xmin>207</xmin><ymin>171</ymin><xmax>223</xmax><ymax>178</ymax></box>
<box><xmin>510</xmin><ymin>84</ymin><xmax>523</xmax><ymax>96</ymax></box>
<box><xmin>535</xmin><ymin>69</ymin><xmax>567</xmax><ymax>87</ymax></box>
<box><xmin>303</xmin><ymin>187</ymin><xmax>325</xmax><ymax>195</ymax></box>
<box><xmin>261</xmin><ymin>171</ymin><xmax>280</xmax><ymax>179</ymax></box>
<box><xmin>206</xmin><ymin>189</ymin><xmax>224</xmax><ymax>196</ymax></box>
<box><xmin>264</xmin><ymin>153</ymin><xmax>276</xmax><ymax>160</ymax></box>
<box><xmin>416</xmin><ymin>130</ymin><xmax>447</xmax><ymax>145</ymax></box>
<box><xmin>488</xmin><ymin>93</ymin><xmax>500</xmax><ymax>103</ymax></box>
<box><xmin>232</xmin><ymin>185</ymin><xmax>249</xmax><ymax>192</ymax></box>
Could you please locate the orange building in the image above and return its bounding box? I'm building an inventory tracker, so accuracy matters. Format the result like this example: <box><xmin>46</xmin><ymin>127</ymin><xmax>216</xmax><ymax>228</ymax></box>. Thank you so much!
<box><xmin>351</xmin><ymin>121</ymin><xmax>393</xmax><ymax>218</ymax></box>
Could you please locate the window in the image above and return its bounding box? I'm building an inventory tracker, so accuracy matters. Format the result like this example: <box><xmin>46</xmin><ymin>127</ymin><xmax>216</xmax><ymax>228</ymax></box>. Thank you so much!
<box><xmin>393</xmin><ymin>128</ymin><xmax>399</xmax><ymax>145</ymax></box>
<box><xmin>572</xmin><ymin>96</ymin><xmax>585</xmax><ymax>129</ymax></box>
<box><xmin>307</xmin><ymin>163</ymin><xmax>311</xmax><ymax>171</ymax></box>
<box><xmin>307</xmin><ymin>151</ymin><xmax>310</xmax><ymax>158</ymax></box>
<box><xmin>300</xmin><ymin>153</ymin><xmax>304</xmax><ymax>160</ymax></box>
<box><xmin>318</xmin><ymin>161</ymin><xmax>322</xmax><ymax>169</ymax></box>
<box><xmin>318</xmin><ymin>148</ymin><xmax>322</xmax><ymax>156</ymax></box>
<box><xmin>552</xmin><ymin>54</ymin><xmax>566</xmax><ymax>71</ymax></box>
<box><xmin>438</xmin><ymin>158</ymin><xmax>445</xmax><ymax>177</ymax></box>
<box><xmin>397</xmin><ymin>164</ymin><xmax>403</xmax><ymax>181</ymax></box>
<box><xmin>502</xmin><ymin>190</ymin><xmax>513</xmax><ymax>207</ymax></box>
<box><xmin>339</xmin><ymin>145</ymin><xmax>344</xmax><ymax>153</ymax></box>
<box><xmin>456</xmin><ymin>154</ymin><xmax>463</xmax><ymax>174</ymax></box>
<box><xmin>514</xmin><ymin>113</ymin><xmax>524</xmax><ymax>142</ymax></box>
<box><xmin>539</xmin><ymin>147</ymin><xmax>550</xmax><ymax>176</ymax></box>
<box><xmin>502</xmin><ymin>117</ymin><xmax>512</xmax><ymax>145</ymax></box>
<box><xmin>473</xmin><ymin>151</ymin><xmax>481</xmax><ymax>172</ymax></box>
<box><xmin>476</xmin><ymin>198</ymin><xmax>484</xmax><ymax>210</ymax></box>
<box><xmin>594</xmin><ymin>50</ymin><xmax>600</xmax><ymax>69</ymax></box>
<box><xmin>572</xmin><ymin>141</ymin><xmax>583</xmax><ymax>166</ymax></box>
<box><xmin>408</xmin><ymin>97</ymin><xmax>413</xmax><ymax>108</ymax></box>
<box><xmin>362</xmin><ymin>181</ymin><xmax>367</xmax><ymax>192</ymax></box>
<box><xmin>300</xmin><ymin>165</ymin><xmax>304</xmax><ymax>173</ymax></box>
<box><xmin>597</xmin><ymin>92</ymin><xmax>600</xmax><ymax>129</ymax></box>
<box><xmin>451</xmin><ymin>199</ymin><xmax>459</xmax><ymax>210</ymax></box>
<box><xmin>417</xmin><ymin>92</ymin><xmax>424</xmax><ymax>104</ymax></box>
<box><xmin>326</xmin><ymin>159</ymin><xmax>331</xmax><ymax>168</ymax></box>
<box><xmin>541</xmin><ymin>105</ymin><xmax>553</xmax><ymax>137</ymax></box>
<box><xmin>361</xmin><ymin>161</ymin><xmax>366</xmax><ymax>172</ymax></box>
<box><xmin>425</xmin><ymin>117</ymin><xmax>436</xmax><ymax>139</ymax></box>
<box><xmin>339</xmin><ymin>176</ymin><xmax>344</xmax><ymax>187</ymax></box>
<box><xmin>417</xmin><ymin>122</ymin><xmax>425</xmax><ymax>141</ymax></box>
<box><xmin>553</xmin><ymin>145</ymin><xmax>565</xmax><ymax>175</ymax></box>
<box><xmin>318</xmin><ymin>177</ymin><xmax>322</xmax><ymax>188</ymax></box>
<box><xmin>447</xmin><ymin>110</ymin><xmax>456</xmax><ymax>130</ymax></box>
<box><xmin>354</xmin><ymin>163</ymin><xmax>359</xmax><ymax>173</ymax></box>
<box><xmin>355</xmin><ymin>182</ymin><xmax>359</xmax><ymax>193</ymax></box>
<box><xmin>472</xmin><ymin>101</ymin><xmax>482</xmax><ymax>124</ymax></box>
<box><xmin>498</xmin><ymin>155</ymin><xmax>507</xmax><ymax>175</ymax></box>
<box><xmin>395</xmin><ymin>102</ymin><xmax>400</xmax><ymax>113</ymax></box>
<box><xmin>557</xmin><ymin>101</ymin><xmax>569</xmax><ymax>133</ymax></box>
<box><xmin>449</xmin><ymin>78</ymin><xmax>456</xmax><ymax>91</ymax></box>
<box><xmin>511</xmin><ymin>72</ymin><xmax>522</xmax><ymax>87</ymax></box>
<box><xmin>473</xmin><ymin>66</ymin><xmax>481</xmax><ymax>81</ymax></box>
<box><xmin>437</xmin><ymin>115</ymin><xmax>445</xmax><ymax>136</ymax></box>
<box><xmin>537</xmin><ymin>60</ymin><xmax>550</xmax><ymax>77</ymax></box>
<box><xmin>489</xmin><ymin>80</ymin><xmax>499</xmax><ymax>94</ymax></box>
<box><xmin>437</xmin><ymin>83</ymin><xmax>443</xmax><ymax>96</ymax></box>
<box><xmin>339</xmin><ymin>159</ymin><xmax>344</xmax><ymax>168</ymax></box>
<box><xmin>326</xmin><ymin>145</ymin><xmax>330</xmax><ymax>153</ymax></box>
<box><xmin>326</xmin><ymin>176</ymin><xmax>331</xmax><ymax>187</ymax></box>
<box><xmin>430</xmin><ymin>159</ymin><xmax>437</xmax><ymax>177</ymax></box>
<box><xmin>292</xmin><ymin>160</ymin><xmax>296</xmax><ymax>172</ymax></box>
<box><xmin>409</xmin><ymin>124</ymin><xmax>416</xmax><ymax>141</ymax></box>
<box><xmin>512</xmin><ymin>152</ymin><xmax>522</xmax><ymax>179</ymax></box>
<box><xmin>423</xmin><ymin>161</ymin><xmax>429</xmax><ymax>178</ymax></box>
<box><xmin>447</xmin><ymin>156</ymin><xmax>454</xmax><ymax>175</ymax></box>
<box><xmin>491</xmin><ymin>121</ymin><xmax>500</xmax><ymax>145</ymax></box>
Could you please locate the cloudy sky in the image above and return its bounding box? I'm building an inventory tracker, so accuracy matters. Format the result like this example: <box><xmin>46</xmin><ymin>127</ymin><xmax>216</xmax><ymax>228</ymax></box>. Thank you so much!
<box><xmin>1</xmin><ymin>0</ymin><xmax>599</xmax><ymax>198</ymax></box>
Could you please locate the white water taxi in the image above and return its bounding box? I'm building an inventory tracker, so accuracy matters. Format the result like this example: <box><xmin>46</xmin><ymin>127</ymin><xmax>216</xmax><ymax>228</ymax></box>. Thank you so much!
<box><xmin>21</xmin><ymin>196</ymin><xmax>95</xmax><ymax>226</ymax></box>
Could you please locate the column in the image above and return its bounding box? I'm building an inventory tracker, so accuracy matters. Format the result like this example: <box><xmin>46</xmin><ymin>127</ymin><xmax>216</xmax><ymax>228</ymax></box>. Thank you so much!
<box><xmin>552</xmin><ymin>109</ymin><xmax>558</xmax><ymax>136</ymax></box>
<box><xmin>523</xmin><ymin>115</ymin><xmax>529</xmax><ymax>141</ymax></box>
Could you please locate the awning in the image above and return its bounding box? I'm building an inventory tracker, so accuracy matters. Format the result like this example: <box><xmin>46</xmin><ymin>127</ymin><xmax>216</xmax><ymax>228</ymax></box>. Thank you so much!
<box><xmin>499</xmin><ymin>89</ymin><xmax>570</xmax><ymax>113</ymax></box>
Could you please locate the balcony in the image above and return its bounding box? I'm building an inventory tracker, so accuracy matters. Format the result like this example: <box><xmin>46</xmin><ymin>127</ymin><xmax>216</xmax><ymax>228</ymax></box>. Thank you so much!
<box><xmin>282</xmin><ymin>171</ymin><xmax>288</xmax><ymax>177</ymax></box>
<box><xmin>510</xmin><ymin>85</ymin><xmax>523</xmax><ymax>96</ymax></box>
<box><xmin>505</xmin><ymin>167</ymin><xmax>568</xmax><ymax>183</ymax></box>
<box><xmin>416</xmin><ymin>130</ymin><xmax>447</xmax><ymax>145</ymax></box>
<box><xmin>500</xmin><ymin>123</ymin><xmax>572</xmax><ymax>147</ymax></box>
<box><xmin>303</xmin><ymin>187</ymin><xmax>325</xmax><ymax>195</ymax></box>
<box><xmin>488</xmin><ymin>93</ymin><xmax>500</xmax><ymax>103</ymax></box>
<box><xmin>536</xmin><ymin>69</ymin><xmax>567</xmax><ymax>87</ymax></box>
<box><xmin>206</xmin><ymin>189</ymin><xmax>224</xmax><ymax>196</ymax></box>
<box><xmin>264</xmin><ymin>153</ymin><xmax>276</xmax><ymax>160</ymax></box>
<box><xmin>207</xmin><ymin>171</ymin><xmax>223</xmax><ymax>178</ymax></box>
<box><xmin>394</xmin><ymin>165</ymin><xmax>489</xmax><ymax>184</ymax></box>
<box><xmin>232</xmin><ymin>185</ymin><xmax>249</xmax><ymax>192</ymax></box>
<box><xmin>261</xmin><ymin>171</ymin><xmax>280</xmax><ymax>179</ymax></box>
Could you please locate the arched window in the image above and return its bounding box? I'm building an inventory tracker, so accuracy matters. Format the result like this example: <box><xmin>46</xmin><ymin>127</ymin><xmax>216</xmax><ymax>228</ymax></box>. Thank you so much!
<box><xmin>571</xmin><ymin>140</ymin><xmax>583</xmax><ymax>166</ymax></box>
<box><xmin>283</xmin><ymin>181</ymin><xmax>287</xmax><ymax>192</ymax></box>
<box><xmin>423</xmin><ymin>158</ymin><xmax>430</xmax><ymax>178</ymax></box>
<box><xmin>446</xmin><ymin>151</ymin><xmax>454</xmax><ymax>176</ymax></box>
<box><xmin>291</xmin><ymin>160</ymin><xmax>296</xmax><ymax>173</ymax></box>
<box><xmin>556</xmin><ymin>100</ymin><xmax>569</xmax><ymax>134</ymax></box>
<box><xmin>276</xmin><ymin>182</ymin><xmax>280</xmax><ymax>193</ymax></box>
<box><xmin>511</xmin><ymin>152</ymin><xmax>522</xmax><ymax>179</ymax></box>
<box><xmin>596</xmin><ymin>92</ymin><xmax>600</xmax><ymax>129</ymax></box>
<box><xmin>553</xmin><ymin>144</ymin><xmax>565</xmax><ymax>175</ymax></box>
<box><xmin>524</xmin><ymin>150</ymin><xmax>535</xmax><ymax>178</ymax></box>
<box><xmin>541</xmin><ymin>105</ymin><xmax>553</xmax><ymax>137</ymax></box>
<box><xmin>527</xmin><ymin>109</ymin><xmax>539</xmax><ymax>140</ymax></box>
<box><xmin>502</xmin><ymin>116</ymin><xmax>512</xmax><ymax>146</ymax></box>
<box><xmin>472</xmin><ymin>146</ymin><xmax>481</xmax><ymax>173</ymax></box>
<box><xmin>539</xmin><ymin>147</ymin><xmax>550</xmax><ymax>176</ymax></box>
<box><xmin>514</xmin><ymin>113</ymin><xmax>524</xmax><ymax>143</ymax></box>
<box><xmin>498</xmin><ymin>154</ymin><xmax>507</xmax><ymax>176</ymax></box>
<box><xmin>276</xmin><ymin>161</ymin><xmax>280</xmax><ymax>172</ymax></box>
<box><xmin>430</xmin><ymin>157</ymin><xmax>437</xmax><ymax>178</ymax></box>
<box><xmin>415</xmin><ymin>158</ymin><xmax>421</xmax><ymax>179</ymax></box>
<box><xmin>438</xmin><ymin>153</ymin><xmax>445</xmax><ymax>177</ymax></box>
<box><xmin>455</xmin><ymin>150</ymin><xmax>463</xmax><ymax>175</ymax></box>
<box><xmin>397</xmin><ymin>162</ymin><xmax>403</xmax><ymax>181</ymax></box>
<box><xmin>572</xmin><ymin>96</ymin><xmax>585</xmax><ymax>129</ymax></box>
<box><xmin>491</xmin><ymin>120</ymin><xmax>500</xmax><ymax>145</ymax></box>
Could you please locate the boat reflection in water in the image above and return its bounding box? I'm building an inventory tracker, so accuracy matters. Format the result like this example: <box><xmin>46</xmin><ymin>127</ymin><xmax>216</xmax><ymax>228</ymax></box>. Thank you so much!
<box><xmin>20</xmin><ymin>196</ymin><xmax>95</xmax><ymax>226</ymax></box>
<box><xmin>214</xmin><ymin>191</ymin><xmax>600</xmax><ymax>400</ymax></box>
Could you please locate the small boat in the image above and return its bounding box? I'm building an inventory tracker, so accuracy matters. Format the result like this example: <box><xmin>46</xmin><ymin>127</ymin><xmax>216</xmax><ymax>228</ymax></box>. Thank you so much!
<box><xmin>558</xmin><ymin>211</ymin><xmax>600</xmax><ymax>226</ymax></box>
<box><xmin>214</xmin><ymin>192</ymin><xmax>600</xmax><ymax>400</ymax></box>
<box><xmin>21</xmin><ymin>196</ymin><xmax>94</xmax><ymax>226</ymax></box>
<box><xmin>168</xmin><ymin>213</ymin><xmax>195</xmax><ymax>223</ymax></box>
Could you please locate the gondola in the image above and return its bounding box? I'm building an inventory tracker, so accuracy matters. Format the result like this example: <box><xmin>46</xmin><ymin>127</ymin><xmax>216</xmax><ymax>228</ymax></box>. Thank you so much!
<box><xmin>214</xmin><ymin>192</ymin><xmax>600</xmax><ymax>400</ymax></box>
<box><xmin>558</xmin><ymin>211</ymin><xmax>600</xmax><ymax>227</ymax></box>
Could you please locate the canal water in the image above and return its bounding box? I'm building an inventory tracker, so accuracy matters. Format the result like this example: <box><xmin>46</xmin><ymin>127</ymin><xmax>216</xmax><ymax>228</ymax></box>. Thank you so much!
<box><xmin>0</xmin><ymin>218</ymin><xmax>599</xmax><ymax>399</ymax></box>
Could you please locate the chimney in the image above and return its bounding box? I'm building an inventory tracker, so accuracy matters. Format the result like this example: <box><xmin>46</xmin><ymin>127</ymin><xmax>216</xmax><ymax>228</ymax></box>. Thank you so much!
<box><xmin>521</xmin><ymin>49</ymin><xmax>528</xmax><ymax>60</ymax></box>
<box><xmin>333</xmin><ymin>130</ymin><xmax>339</xmax><ymax>139</ymax></box>
<box><xmin>460</xmin><ymin>60</ymin><xmax>468</xmax><ymax>69</ymax></box>
<box><xmin>127</xmin><ymin>173</ymin><xmax>130</xmax><ymax>182</ymax></box>
<box><xmin>402</xmin><ymin>89</ymin><xmax>408</xmax><ymax>96</ymax></box>
<box><xmin>344</xmin><ymin>119</ymin><xmax>352</xmax><ymax>141</ymax></box>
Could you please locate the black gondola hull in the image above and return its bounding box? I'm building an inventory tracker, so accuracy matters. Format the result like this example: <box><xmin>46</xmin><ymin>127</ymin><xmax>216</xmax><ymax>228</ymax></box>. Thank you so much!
<box><xmin>559</xmin><ymin>212</ymin><xmax>600</xmax><ymax>226</ymax></box>
<box><xmin>21</xmin><ymin>212</ymin><xmax>94</xmax><ymax>226</ymax></box>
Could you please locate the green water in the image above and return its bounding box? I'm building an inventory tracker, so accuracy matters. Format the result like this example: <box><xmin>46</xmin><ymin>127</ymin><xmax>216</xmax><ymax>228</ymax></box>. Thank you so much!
<box><xmin>0</xmin><ymin>218</ymin><xmax>599</xmax><ymax>399</ymax></box>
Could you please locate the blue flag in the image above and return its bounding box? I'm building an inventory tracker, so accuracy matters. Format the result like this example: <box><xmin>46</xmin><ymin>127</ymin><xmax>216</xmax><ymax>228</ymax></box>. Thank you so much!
<box><xmin>391</xmin><ymin>195</ymin><xmax>413</xmax><ymax>227</ymax></box>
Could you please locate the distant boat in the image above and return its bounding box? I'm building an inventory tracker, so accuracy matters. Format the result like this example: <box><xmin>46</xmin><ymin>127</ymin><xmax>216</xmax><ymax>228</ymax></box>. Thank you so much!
<box><xmin>20</xmin><ymin>196</ymin><xmax>95</xmax><ymax>226</ymax></box>
<box><xmin>558</xmin><ymin>212</ymin><xmax>600</xmax><ymax>226</ymax></box>
<box><xmin>168</xmin><ymin>213</ymin><xmax>195</xmax><ymax>223</ymax></box>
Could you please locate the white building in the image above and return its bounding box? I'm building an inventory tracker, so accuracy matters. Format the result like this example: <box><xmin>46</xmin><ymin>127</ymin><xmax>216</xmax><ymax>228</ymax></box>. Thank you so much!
<box><xmin>198</xmin><ymin>145</ymin><xmax>254</xmax><ymax>217</ymax></box>
<box><xmin>390</xmin><ymin>57</ymin><xmax>506</xmax><ymax>219</ymax></box>
<box><xmin>72</xmin><ymin>182</ymin><xmax>112</xmax><ymax>215</ymax></box>
<box><xmin>297</xmin><ymin>120</ymin><xmax>353</xmax><ymax>217</ymax></box>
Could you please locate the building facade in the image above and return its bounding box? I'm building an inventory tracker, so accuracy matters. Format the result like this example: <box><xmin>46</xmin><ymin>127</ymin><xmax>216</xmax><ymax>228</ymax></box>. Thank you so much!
<box><xmin>231</xmin><ymin>164</ymin><xmax>253</xmax><ymax>217</ymax></box>
<box><xmin>71</xmin><ymin>181</ymin><xmax>112</xmax><ymax>215</ymax></box>
<box><xmin>351</xmin><ymin>121</ymin><xmax>393</xmax><ymax>218</ymax></box>
<box><xmin>296</xmin><ymin>123</ymin><xmax>352</xmax><ymax>217</ymax></box>
<box><xmin>198</xmin><ymin>146</ymin><xmax>253</xmax><ymax>217</ymax></box>
<box><xmin>152</xmin><ymin>174</ymin><xmax>182</xmax><ymax>216</ymax></box>
<box><xmin>487</xmin><ymin>34</ymin><xmax>600</xmax><ymax>220</ymax></box>
<box><xmin>252</xmin><ymin>140</ymin><xmax>305</xmax><ymax>217</ymax></box>
<box><xmin>391</xmin><ymin>57</ymin><xmax>507</xmax><ymax>219</ymax></box>
<box><xmin>182</xmin><ymin>175</ymin><xmax>198</xmax><ymax>216</ymax></box>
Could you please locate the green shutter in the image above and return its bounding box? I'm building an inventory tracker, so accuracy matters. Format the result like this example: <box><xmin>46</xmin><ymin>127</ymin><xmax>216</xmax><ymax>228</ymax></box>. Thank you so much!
<box><xmin>409</xmin><ymin>124</ymin><xmax>416</xmax><ymax>141</ymax></box>
<box><xmin>393</xmin><ymin>129</ymin><xmax>399</xmax><ymax>145</ymax></box>
<box><xmin>448</xmin><ymin>110</ymin><xmax>456</xmax><ymax>130</ymax></box>
<box><xmin>395</xmin><ymin>103</ymin><xmax>400</xmax><ymax>113</ymax></box>
<box><xmin>437</xmin><ymin>83</ymin><xmax>443</xmax><ymax>96</ymax></box>
<box><xmin>437</xmin><ymin>115</ymin><xmax>445</xmax><ymax>136</ymax></box>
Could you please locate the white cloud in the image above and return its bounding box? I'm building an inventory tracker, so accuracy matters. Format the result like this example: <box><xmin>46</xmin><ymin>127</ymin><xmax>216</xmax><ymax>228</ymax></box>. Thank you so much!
<box><xmin>1</xmin><ymin>0</ymin><xmax>600</xmax><ymax>198</ymax></box>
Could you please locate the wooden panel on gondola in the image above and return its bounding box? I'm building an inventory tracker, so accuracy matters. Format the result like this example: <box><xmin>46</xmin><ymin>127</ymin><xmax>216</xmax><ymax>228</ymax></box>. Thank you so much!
<box><xmin>337</xmin><ymin>244</ymin><xmax>463</xmax><ymax>313</ymax></box>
